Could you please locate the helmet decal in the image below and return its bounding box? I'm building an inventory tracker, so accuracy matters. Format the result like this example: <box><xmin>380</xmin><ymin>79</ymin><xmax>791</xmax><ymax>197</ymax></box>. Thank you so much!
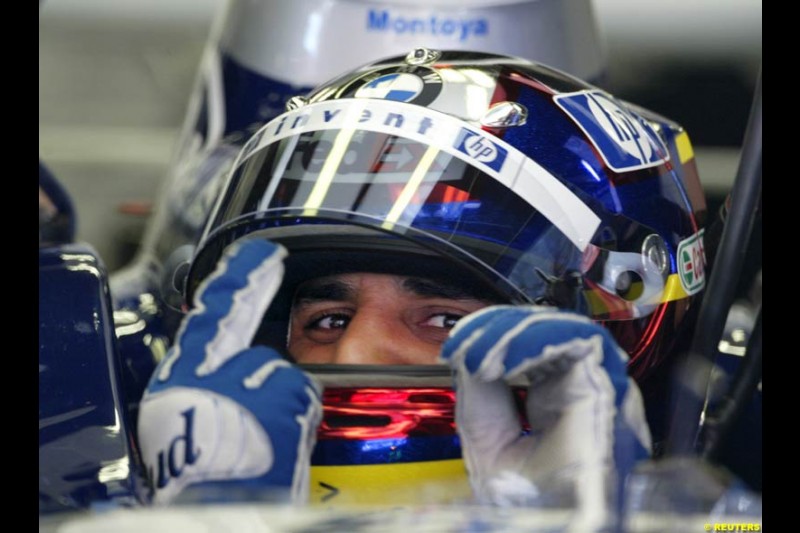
<box><xmin>676</xmin><ymin>229</ymin><xmax>706</xmax><ymax>295</ymax></box>
<box><xmin>554</xmin><ymin>90</ymin><xmax>671</xmax><ymax>172</ymax></box>
<box><xmin>356</xmin><ymin>73</ymin><xmax>423</xmax><ymax>102</ymax></box>
<box><xmin>353</xmin><ymin>67</ymin><xmax>443</xmax><ymax>105</ymax></box>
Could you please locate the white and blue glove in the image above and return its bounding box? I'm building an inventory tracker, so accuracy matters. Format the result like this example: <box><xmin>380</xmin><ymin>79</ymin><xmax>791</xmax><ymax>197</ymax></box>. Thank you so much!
<box><xmin>441</xmin><ymin>306</ymin><xmax>652</xmax><ymax>529</ymax></box>
<box><xmin>137</xmin><ymin>240</ymin><xmax>322</xmax><ymax>505</ymax></box>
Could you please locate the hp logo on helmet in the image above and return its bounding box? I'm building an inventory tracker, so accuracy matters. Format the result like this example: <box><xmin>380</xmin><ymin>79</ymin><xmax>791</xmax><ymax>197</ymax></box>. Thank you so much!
<box><xmin>555</xmin><ymin>90</ymin><xmax>669</xmax><ymax>172</ymax></box>
<box><xmin>454</xmin><ymin>129</ymin><xmax>508</xmax><ymax>172</ymax></box>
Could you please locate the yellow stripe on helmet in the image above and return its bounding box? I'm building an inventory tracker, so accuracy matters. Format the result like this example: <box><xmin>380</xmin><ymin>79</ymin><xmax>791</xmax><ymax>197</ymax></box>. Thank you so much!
<box><xmin>309</xmin><ymin>459</ymin><xmax>470</xmax><ymax>505</ymax></box>
<box><xmin>585</xmin><ymin>273</ymin><xmax>692</xmax><ymax>317</ymax></box>
<box><xmin>674</xmin><ymin>131</ymin><xmax>695</xmax><ymax>164</ymax></box>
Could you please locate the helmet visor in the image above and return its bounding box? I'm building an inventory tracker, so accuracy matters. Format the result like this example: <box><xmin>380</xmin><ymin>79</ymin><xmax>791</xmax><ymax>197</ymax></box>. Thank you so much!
<box><xmin>199</xmin><ymin>99</ymin><xmax>667</xmax><ymax>319</ymax></box>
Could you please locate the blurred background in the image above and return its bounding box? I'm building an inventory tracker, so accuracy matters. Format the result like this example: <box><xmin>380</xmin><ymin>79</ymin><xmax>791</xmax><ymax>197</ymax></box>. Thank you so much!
<box><xmin>39</xmin><ymin>0</ymin><xmax>761</xmax><ymax>272</ymax></box>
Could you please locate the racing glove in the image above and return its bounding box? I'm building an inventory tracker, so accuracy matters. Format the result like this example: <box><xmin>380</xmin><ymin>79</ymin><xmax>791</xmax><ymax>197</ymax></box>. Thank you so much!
<box><xmin>441</xmin><ymin>305</ymin><xmax>652</xmax><ymax>529</ymax></box>
<box><xmin>137</xmin><ymin>240</ymin><xmax>322</xmax><ymax>505</ymax></box>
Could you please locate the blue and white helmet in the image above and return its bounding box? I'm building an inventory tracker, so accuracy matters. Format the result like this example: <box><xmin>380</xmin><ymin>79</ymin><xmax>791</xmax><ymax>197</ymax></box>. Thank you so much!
<box><xmin>188</xmin><ymin>48</ymin><xmax>707</xmax><ymax>382</ymax></box>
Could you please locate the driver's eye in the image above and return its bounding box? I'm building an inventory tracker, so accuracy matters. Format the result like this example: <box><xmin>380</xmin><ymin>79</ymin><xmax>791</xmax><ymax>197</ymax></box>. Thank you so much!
<box><xmin>310</xmin><ymin>314</ymin><xmax>350</xmax><ymax>330</ymax></box>
<box><xmin>422</xmin><ymin>313</ymin><xmax>463</xmax><ymax>329</ymax></box>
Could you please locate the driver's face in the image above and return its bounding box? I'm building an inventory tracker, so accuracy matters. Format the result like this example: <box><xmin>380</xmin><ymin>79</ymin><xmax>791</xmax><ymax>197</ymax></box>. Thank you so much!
<box><xmin>287</xmin><ymin>273</ymin><xmax>494</xmax><ymax>365</ymax></box>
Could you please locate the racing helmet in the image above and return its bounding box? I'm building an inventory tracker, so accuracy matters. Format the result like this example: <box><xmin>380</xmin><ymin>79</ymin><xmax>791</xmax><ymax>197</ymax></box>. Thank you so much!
<box><xmin>186</xmin><ymin>49</ymin><xmax>707</xmax><ymax>504</ymax></box>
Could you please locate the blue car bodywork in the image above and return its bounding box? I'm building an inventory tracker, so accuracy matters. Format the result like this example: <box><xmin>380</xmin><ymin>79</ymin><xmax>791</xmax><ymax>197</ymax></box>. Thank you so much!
<box><xmin>39</xmin><ymin>244</ymin><xmax>145</xmax><ymax>510</ymax></box>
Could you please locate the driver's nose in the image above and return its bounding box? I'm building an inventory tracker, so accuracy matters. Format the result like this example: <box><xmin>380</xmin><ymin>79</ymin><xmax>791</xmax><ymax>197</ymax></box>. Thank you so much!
<box><xmin>328</xmin><ymin>311</ymin><xmax>412</xmax><ymax>365</ymax></box>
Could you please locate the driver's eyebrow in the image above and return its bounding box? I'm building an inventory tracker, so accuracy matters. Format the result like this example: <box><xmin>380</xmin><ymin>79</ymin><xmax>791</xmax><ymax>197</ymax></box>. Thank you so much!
<box><xmin>292</xmin><ymin>275</ymin><xmax>494</xmax><ymax>308</ymax></box>
<box><xmin>401</xmin><ymin>277</ymin><xmax>488</xmax><ymax>301</ymax></box>
<box><xmin>293</xmin><ymin>279</ymin><xmax>354</xmax><ymax>306</ymax></box>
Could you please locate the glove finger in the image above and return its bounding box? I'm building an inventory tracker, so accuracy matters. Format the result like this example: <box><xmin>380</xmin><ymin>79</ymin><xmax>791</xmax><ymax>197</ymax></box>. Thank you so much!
<box><xmin>234</xmin><ymin>347</ymin><xmax>322</xmax><ymax>496</ymax></box>
<box><xmin>454</xmin><ymin>371</ymin><xmax>525</xmax><ymax>481</ymax></box>
<box><xmin>501</xmin><ymin>311</ymin><xmax>597</xmax><ymax>376</ymax></box>
<box><xmin>442</xmin><ymin>306</ymin><xmax>535</xmax><ymax>377</ymax></box>
<box><xmin>239</xmin><ymin>347</ymin><xmax>323</xmax><ymax>405</ymax></box>
<box><xmin>504</xmin><ymin>317</ymin><xmax>630</xmax><ymax>400</ymax></box>
<box><xmin>156</xmin><ymin>239</ymin><xmax>287</xmax><ymax>382</ymax></box>
<box><xmin>446</xmin><ymin>304</ymin><xmax>521</xmax><ymax>343</ymax></box>
<box><xmin>452</xmin><ymin>306</ymin><xmax>579</xmax><ymax>380</ymax></box>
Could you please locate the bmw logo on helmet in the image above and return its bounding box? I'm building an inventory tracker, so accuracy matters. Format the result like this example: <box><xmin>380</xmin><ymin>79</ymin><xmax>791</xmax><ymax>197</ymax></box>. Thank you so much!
<box><xmin>353</xmin><ymin>67</ymin><xmax>442</xmax><ymax>105</ymax></box>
